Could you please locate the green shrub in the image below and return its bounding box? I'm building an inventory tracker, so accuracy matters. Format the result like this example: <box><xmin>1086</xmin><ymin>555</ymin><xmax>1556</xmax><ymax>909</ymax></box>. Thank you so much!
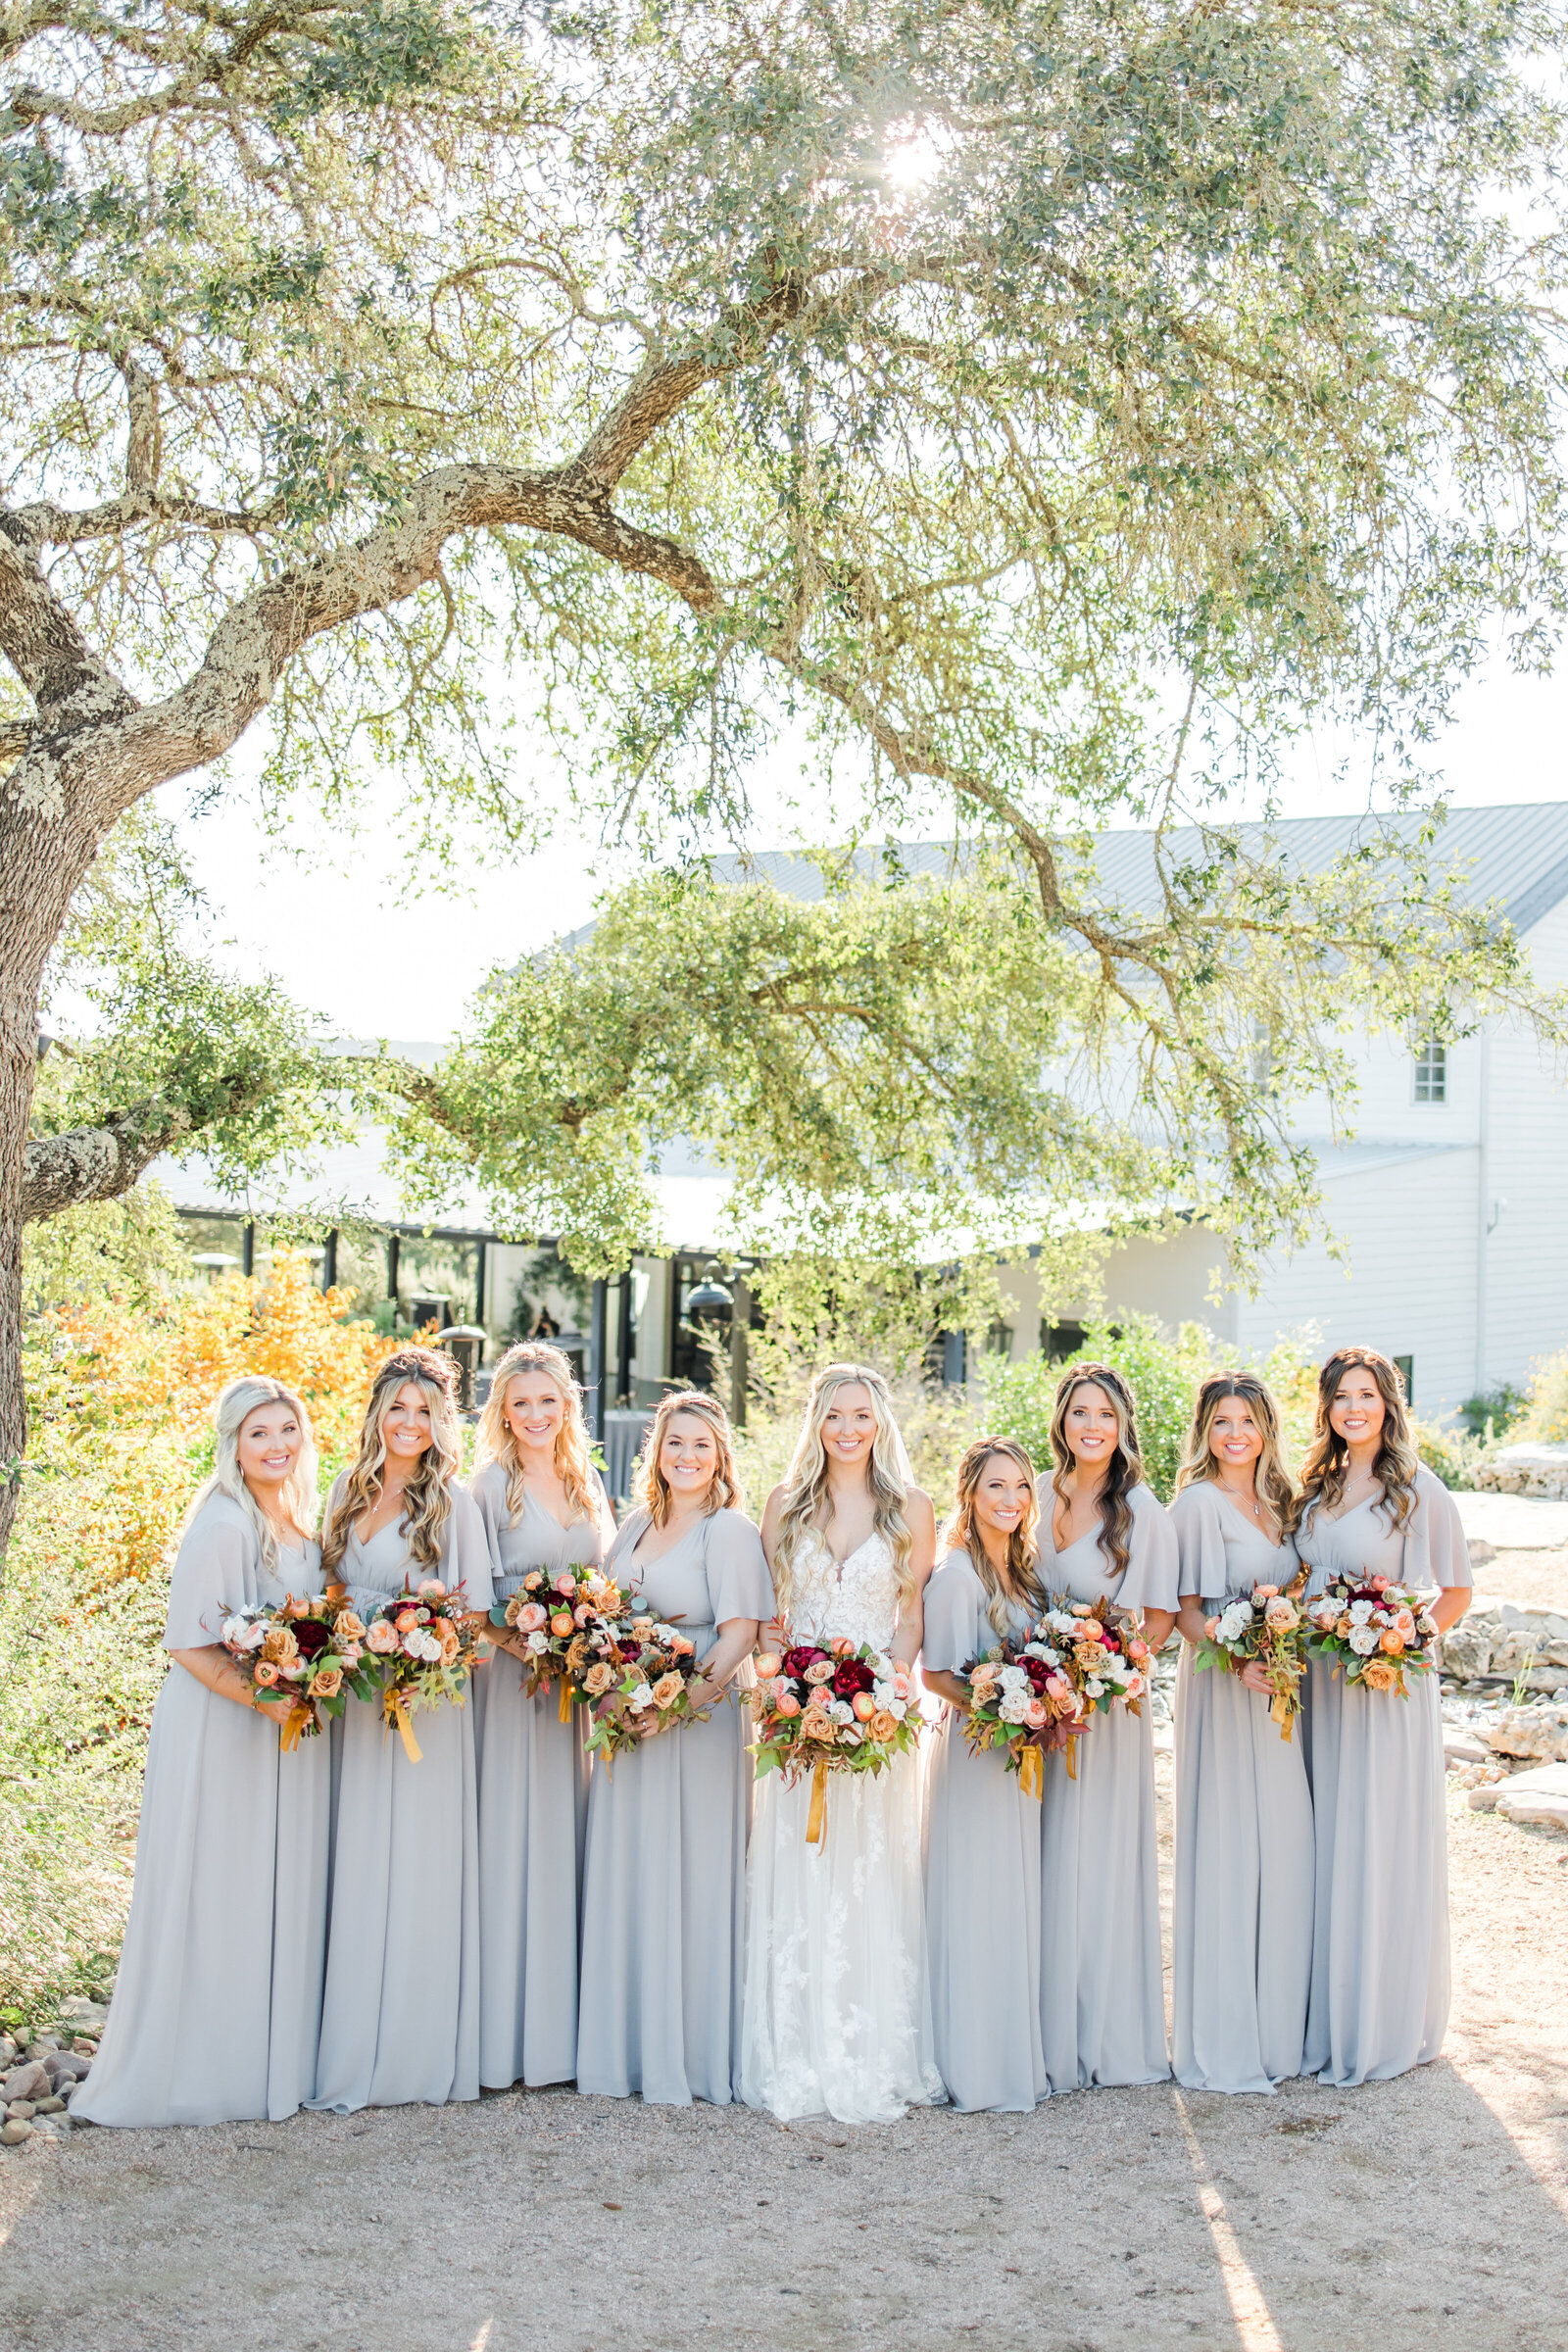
<box><xmin>981</xmin><ymin>1315</ymin><xmax>1214</xmax><ymax>1502</ymax></box>
<box><xmin>1515</xmin><ymin>1348</ymin><xmax>1568</xmax><ymax>1445</ymax></box>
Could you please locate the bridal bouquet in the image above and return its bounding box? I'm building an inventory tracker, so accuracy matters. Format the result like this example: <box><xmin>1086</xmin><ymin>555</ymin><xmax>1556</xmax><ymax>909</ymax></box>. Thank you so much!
<box><xmin>220</xmin><ymin>1592</ymin><xmax>378</xmax><ymax>1746</ymax></box>
<box><xmin>1304</xmin><ymin>1575</ymin><xmax>1438</xmax><ymax>1697</ymax></box>
<box><xmin>1195</xmin><ymin>1584</ymin><xmax>1308</xmax><ymax>1740</ymax></box>
<box><xmin>1033</xmin><ymin>1597</ymin><xmax>1152</xmax><ymax>1775</ymax></box>
<box><xmin>748</xmin><ymin>1638</ymin><xmax>920</xmax><ymax>1843</ymax></box>
<box><xmin>568</xmin><ymin>1608</ymin><xmax>706</xmax><ymax>1761</ymax></box>
<box><xmin>363</xmin><ymin>1578</ymin><xmax>487</xmax><ymax>1758</ymax></box>
<box><xmin>490</xmin><ymin>1562</ymin><xmax>625</xmax><ymax>1718</ymax></box>
<box><xmin>962</xmin><ymin>1632</ymin><xmax>1080</xmax><ymax>1797</ymax></box>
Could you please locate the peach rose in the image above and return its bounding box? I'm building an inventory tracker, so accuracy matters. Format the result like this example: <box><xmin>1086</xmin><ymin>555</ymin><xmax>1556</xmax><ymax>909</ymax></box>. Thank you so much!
<box><xmin>437</xmin><ymin>1622</ymin><xmax>461</xmax><ymax>1665</ymax></box>
<box><xmin>573</xmin><ymin>1603</ymin><xmax>593</xmax><ymax>1626</ymax></box>
<box><xmin>1264</xmin><ymin>1597</ymin><xmax>1298</xmax><ymax>1630</ymax></box>
<box><xmin>775</xmin><ymin>1691</ymin><xmax>802</xmax><ymax>1718</ymax></box>
<box><xmin>651</xmin><ymin>1672</ymin><xmax>683</xmax><ymax>1710</ymax></box>
<box><xmin>310</xmin><ymin>1665</ymin><xmax>343</xmax><ymax>1698</ymax></box>
<box><xmin>417</xmin><ymin>1580</ymin><xmax>447</xmax><ymax>1599</ymax></box>
<box><xmin>1126</xmin><ymin>1638</ymin><xmax>1151</xmax><ymax>1664</ymax></box>
<box><xmin>1369</xmin><ymin>1575</ymin><xmax>1391</xmax><ymax>1592</ymax></box>
<box><xmin>668</xmin><ymin>1634</ymin><xmax>695</xmax><ymax>1656</ymax></box>
<box><xmin>335</xmin><ymin>1610</ymin><xmax>366</xmax><ymax>1641</ymax></box>
<box><xmin>1045</xmin><ymin>1673</ymin><xmax>1071</xmax><ymax>1701</ymax></box>
<box><xmin>801</xmin><ymin>1711</ymin><xmax>834</xmax><ymax>1742</ymax></box>
<box><xmin>1022</xmin><ymin>1697</ymin><xmax>1049</xmax><ymax>1729</ymax></box>
<box><xmin>550</xmin><ymin>1610</ymin><xmax>574</xmax><ymax>1638</ymax></box>
<box><xmin>1253</xmin><ymin>1584</ymin><xmax>1280</xmax><ymax>1600</ymax></box>
<box><xmin>868</xmin><ymin>1710</ymin><xmax>899</xmax><ymax>1742</ymax></box>
<box><xmin>514</xmin><ymin>1601</ymin><xmax>548</xmax><ymax>1632</ymax></box>
<box><xmin>805</xmin><ymin>1658</ymin><xmax>835</xmax><ymax>1684</ymax></box>
<box><xmin>253</xmin><ymin>1660</ymin><xmax>279</xmax><ymax>1687</ymax></box>
<box><xmin>1360</xmin><ymin>1658</ymin><xmax>1398</xmax><ymax>1690</ymax></box>
<box><xmin>523</xmin><ymin>1571</ymin><xmax>544</xmax><ymax>1591</ymax></box>
<box><xmin>261</xmin><ymin>1626</ymin><xmax>298</xmax><ymax>1664</ymax></box>
<box><xmin>366</xmin><ymin>1621</ymin><xmax>400</xmax><ymax>1654</ymax></box>
<box><xmin>395</xmin><ymin>1608</ymin><xmax>419</xmax><ymax>1633</ymax></box>
<box><xmin>1203</xmin><ymin>1617</ymin><xmax>1222</xmax><ymax>1640</ymax></box>
<box><xmin>584</xmin><ymin>1662</ymin><xmax>616</xmax><ymax>1697</ymax></box>
<box><xmin>829</xmin><ymin>1637</ymin><xmax>855</xmax><ymax>1658</ymax></box>
<box><xmin>754</xmin><ymin>1653</ymin><xmax>782</xmax><ymax>1680</ymax></box>
<box><xmin>1379</xmin><ymin>1628</ymin><xmax>1405</xmax><ymax>1654</ymax></box>
<box><xmin>852</xmin><ymin>1691</ymin><xmax>876</xmax><ymax>1722</ymax></box>
<box><xmin>554</xmin><ymin>1572</ymin><xmax>577</xmax><ymax>1597</ymax></box>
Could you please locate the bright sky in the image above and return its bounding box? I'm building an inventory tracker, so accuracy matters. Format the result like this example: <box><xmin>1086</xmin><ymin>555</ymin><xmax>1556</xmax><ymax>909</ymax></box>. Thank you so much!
<box><xmin>162</xmin><ymin>646</ymin><xmax>1568</xmax><ymax>1044</ymax></box>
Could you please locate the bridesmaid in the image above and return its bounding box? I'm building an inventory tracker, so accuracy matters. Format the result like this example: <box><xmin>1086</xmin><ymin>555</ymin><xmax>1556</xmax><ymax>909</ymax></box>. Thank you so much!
<box><xmin>470</xmin><ymin>1340</ymin><xmax>616</xmax><ymax>2091</ymax></box>
<box><xmin>1296</xmin><ymin>1347</ymin><xmax>1471</xmax><ymax>2085</ymax></box>
<box><xmin>922</xmin><ymin>1437</ymin><xmax>1051</xmax><ymax>2113</ymax></box>
<box><xmin>575</xmin><ymin>1390</ymin><xmax>772</xmax><ymax>2106</ymax></box>
<box><xmin>310</xmin><ymin>1347</ymin><xmax>494</xmax><ymax>2112</ymax></box>
<box><xmin>1037</xmin><ymin>1362</ymin><xmax>1178</xmax><ymax>2091</ymax></box>
<box><xmin>75</xmin><ymin>1378</ymin><xmax>330</xmax><ymax>2127</ymax></box>
<box><xmin>1171</xmin><ymin>1374</ymin><xmax>1314</xmax><ymax>2094</ymax></box>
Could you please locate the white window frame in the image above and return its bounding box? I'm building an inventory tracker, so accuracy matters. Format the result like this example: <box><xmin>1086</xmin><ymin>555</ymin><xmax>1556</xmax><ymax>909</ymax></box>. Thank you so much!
<box><xmin>1412</xmin><ymin>1040</ymin><xmax>1446</xmax><ymax>1103</ymax></box>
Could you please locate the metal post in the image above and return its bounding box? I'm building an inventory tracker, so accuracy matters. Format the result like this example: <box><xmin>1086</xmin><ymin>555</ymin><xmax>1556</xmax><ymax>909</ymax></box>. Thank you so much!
<box><xmin>474</xmin><ymin>1238</ymin><xmax>487</xmax><ymax>1332</ymax></box>
<box><xmin>616</xmin><ymin>1266</ymin><xmax>634</xmax><ymax>1406</ymax></box>
<box><xmin>587</xmin><ymin>1277</ymin><xmax>609</xmax><ymax>1443</ymax></box>
<box><xmin>730</xmin><ymin>1274</ymin><xmax>751</xmax><ymax>1429</ymax></box>
<box><xmin>387</xmin><ymin>1232</ymin><xmax>400</xmax><ymax>1302</ymax></box>
<box><xmin>242</xmin><ymin>1221</ymin><xmax>255</xmax><ymax>1277</ymax></box>
<box><xmin>322</xmin><ymin>1229</ymin><xmax>338</xmax><ymax>1290</ymax></box>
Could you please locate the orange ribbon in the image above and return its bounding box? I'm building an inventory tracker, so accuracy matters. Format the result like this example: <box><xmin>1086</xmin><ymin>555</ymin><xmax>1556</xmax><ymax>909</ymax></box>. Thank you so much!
<box><xmin>558</xmin><ymin>1676</ymin><xmax>573</xmax><ymax>1725</ymax></box>
<box><xmin>1019</xmin><ymin>1743</ymin><xmax>1044</xmax><ymax>1800</ymax></box>
<box><xmin>1271</xmin><ymin>1689</ymin><xmax>1295</xmax><ymax>1742</ymax></box>
<box><xmin>1064</xmin><ymin>1731</ymin><xmax>1079</xmax><ymax>1782</ymax></box>
<box><xmin>384</xmin><ymin>1689</ymin><xmax>423</xmax><ymax>1762</ymax></box>
<box><xmin>277</xmin><ymin>1702</ymin><xmax>309</xmax><ymax>1754</ymax></box>
<box><xmin>806</xmin><ymin>1757</ymin><xmax>828</xmax><ymax>1846</ymax></box>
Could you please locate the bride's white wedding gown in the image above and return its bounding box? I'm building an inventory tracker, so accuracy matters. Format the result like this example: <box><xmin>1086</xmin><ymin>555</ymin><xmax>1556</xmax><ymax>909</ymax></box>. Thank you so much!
<box><xmin>739</xmin><ymin>1528</ymin><xmax>945</xmax><ymax>2123</ymax></box>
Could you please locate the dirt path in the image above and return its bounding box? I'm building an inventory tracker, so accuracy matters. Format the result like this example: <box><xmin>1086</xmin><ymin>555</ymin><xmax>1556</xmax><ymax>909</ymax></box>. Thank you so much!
<box><xmin>4</xmin><ymin>1760</ymin><xmax>1566</xmax><ymax>2352</ymax></box>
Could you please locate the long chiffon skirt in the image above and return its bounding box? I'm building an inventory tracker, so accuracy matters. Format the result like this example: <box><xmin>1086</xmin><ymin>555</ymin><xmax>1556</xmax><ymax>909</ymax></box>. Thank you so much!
<box><xmin>1301</xmin><ymin>1658</ymin><xmax>1450</xmax><ymax>2085</ymax></box>
<box><xmin>1039</xmin><ymin>1703</ymin><xmax>1170</xmax><ymax>2091</ymax></box>
<box><xmin>923</xmin><ymin>1713</ymin><xmax>1047</xmax><ymax>2112</ymax></box>
<box><xmin>477</xmin><ymin>1665</ymin><xmax>590</xmax><ymax>2088</ymax></box>
<box><xmin>1172</xmin><ymin>1649</ymin><xmax>1313</xmax><ymax>2093</ymax></box>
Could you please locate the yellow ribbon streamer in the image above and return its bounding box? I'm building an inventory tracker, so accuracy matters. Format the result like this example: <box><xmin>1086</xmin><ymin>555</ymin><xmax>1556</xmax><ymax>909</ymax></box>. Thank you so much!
<box><xmin>1064</xmin><ymin>1731</ymin><xmax>1079</xmax><ymax>1783</ymax></box>
<box><xmin>1271</xmin><ymin>1688</ymin><xmax>1295</xmax><ymax>1742</ymax></box>
<box><xmin>385</xmin><ymin>1689</ymin><xmax>423</xmax><ymax>1762</ymax></box>
<box><xmin>558</xmin><ymin>1676</ymin><xmax>573</xmax><ymax>1725</ymax></box>
<box><xmin>277</xmin><ymin>1702</ymin><xmax>308</xmax><ymax>1754</ymax></box>
<box><xmin>1019</xmin><ymin>1742</ymin><xmax>1044</xmax><ymax>1801</ymax></box>
<box><xmin>805</xmin><ymin>1757</ymin><xmax>828</xmax><ymax>1846</ymax></box>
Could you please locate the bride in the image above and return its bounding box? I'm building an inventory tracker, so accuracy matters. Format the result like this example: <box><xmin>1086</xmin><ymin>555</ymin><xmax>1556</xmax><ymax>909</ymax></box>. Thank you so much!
<box><xmin>739</xmin><ymin>1364</ymin><xmax>945</xmax><ymax>2123</ymax></box>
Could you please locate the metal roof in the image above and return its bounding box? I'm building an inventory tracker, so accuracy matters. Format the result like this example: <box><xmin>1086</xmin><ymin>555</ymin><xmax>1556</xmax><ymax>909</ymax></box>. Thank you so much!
<box><xmin>704</xmin><ymin>803</ymin><xmax>1568</xmax><ymax>934</ymax></box>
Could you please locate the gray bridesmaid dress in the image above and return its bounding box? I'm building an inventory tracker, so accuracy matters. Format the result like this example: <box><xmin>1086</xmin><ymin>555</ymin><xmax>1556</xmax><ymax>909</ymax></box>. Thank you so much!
<box><xmin>575</xmin><ymin>1505</ymin><xmax>773</xmax><ymax>2106</ymax></box>
<box><xmin>1170</xmin><ymin>1484</ymin><xmax>1313</xmax><ymax>2093</ymax></box>
<box><xmin>471</xmin><ymin>1462</ymin><xmax>605</xmax><ymax>2089</ymax></box>
<box><xmin>1037</xmin><ymin>1481</ymin><xmax>1178</xmax><ymax>2091</ymax></box>
<box><xmin>1296</xmin><ymin>1465</ymin><xmax>1470</xmax><ymax>2086</ymax></box>
<box><xmin>921</xmin><ymin>1549</ymin><xmax>1049</xmax><ymax>2113</ymax></box>
<box><xmin>74</xmin><ymin>1495</ymin><xmax>329</xmax><ymax>2127</ymax></box>
<box><xmin>310</xmin><ymin>1478</ymin><xmax>494</xmax><ymax>2113</ymax></box>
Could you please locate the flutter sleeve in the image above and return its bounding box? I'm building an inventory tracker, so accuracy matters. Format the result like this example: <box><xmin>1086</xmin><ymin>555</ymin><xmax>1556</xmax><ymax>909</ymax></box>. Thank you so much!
<box><xmin>1170</xmin><ymin>1484</ymin><xmax>1229</xmax><ymax>1603</ymax></box>
<box><xmin>605</xmin><ymin>1509</ymin><xmax>649</xmax><ymax>1582</ymax></box>
<box><xmin>704</xmin><ymin>1509</ymin><xmax>775</xmax><ymax>1627</ymax></box>
<box><xmin>443</xmin><ymin>1483</ymin><xmax>496</xmax><ymax>1614</ymax></box>
<box><xmin>162</xmin><ymin>1494</ymin><xmax>262</xmax><ymax>1648</ymax></box>
<box><xmin>920</xmin><ymin>1551</ymin><xmax>987</xmax><ymax>1675</ymax></box>
<box><xmin>1402</xmin><ymin>1467</ymin><xmax>1473</xmax><ymax>1592</ymax></box>
<box><xmin>1115</xmin><ymin>1485</ymin><xmax>1180</xmax><ymax>1615</ymax></box>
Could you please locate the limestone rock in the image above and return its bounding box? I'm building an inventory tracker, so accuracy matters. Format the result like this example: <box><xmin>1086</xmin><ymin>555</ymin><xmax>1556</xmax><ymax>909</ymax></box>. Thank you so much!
<box><xmin>1444</xmin><ymin>1729</ymin><xmax>1492</xmax><ymax>1767</ymax></box>
<box><xmin>56</xmin><ymin>1997</ymin><xmax>108</xmax><ymax>2028</ymax></box>
<box><xmin>2</xmin><ymin>2062</ymin><xmax>51</xmax><ymax>2104</ymax></box>
<box><xmin>1</xmin><ymin>2120</ymin><xmax>32</xmax><ymax>2147</ymax></box>
<box><xmin>1488</xmin><ymin>1703</ymin><xmax>1568</xmax><ymax>1761</ymax></box>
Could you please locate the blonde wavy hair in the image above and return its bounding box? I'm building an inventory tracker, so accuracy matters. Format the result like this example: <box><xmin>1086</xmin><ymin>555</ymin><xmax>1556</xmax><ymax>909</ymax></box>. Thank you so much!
<box><xmin>633</xmin><ymin>1391</ymin><xmax>744</xmax><ymax>1527</ymax></box>
<box><xmin>1049</xmin><ymin>1362</ymin><xmax>1145</xmax><ymax>1583</ymax></box>
<box><xmin>944</xmin><ymin>1436</ymin><xmax>1047</xmax><ymax>1640</ymax></box>
<box><xmin>183</xmin><ymin>1376</ymin><xmax>319</xmax><ymax>1572</ymax></box>
<box><xmin>474</xmin><ymin>1340</ymin><xmax>599</xmax><ymax>1527</ymax></box>
<box><xmin>771</xmin><ymin>1364</ymin><xmax>915</xmax><ymax>1621</ymax></box>
<box><xmin>1175</xmin><ymin>1373</ymin><xmax>1299</xmax><ymax>1536</ymax></box>
<box><xmin>321</xmin><ymin>1347</ymin><xmax>463</xmax><ymax>1577</ymax></box>
<box><xmin>1299</xmin><ymin>1347</ymin><xmax>1421</xmax><ymax>1531</ymax></box>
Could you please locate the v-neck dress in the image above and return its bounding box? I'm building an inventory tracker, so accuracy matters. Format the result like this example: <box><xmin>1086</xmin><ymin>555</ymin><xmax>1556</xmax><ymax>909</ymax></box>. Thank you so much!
<box><xmin>470</xmin><ymin>1462</ymin><xmax>606</xmax><ymax>2090</ymax></box>
<box><xmin>74</xmin><ymin>1495</ymin><xmax>330</xmax><ymax>2128</ymax></box>
<box><xmin>309</xmin><ymin>1477</ymin><xmax>494</xmax><ymax>2113</ymax></box>
<box><xmin>921</xmin><ymin>1549</ymin><xmax>1049</xmax><ymax>2113</ymax></box>
<box><xmin>575</xmin><ymin>1505</ymin><xmax>773</xmax><ymax>2105</ymax></box>
<box><xmin>1037</xmin><ymin>1481</ymin><xmax>1178</xmax><ymax>2091</ymax></box>
<box><xmin>1296</xmin><ymin>1467</ymin><xmax>1470</xmax><ymax>2086</ymax></box>
<box><xmin>1170</xmin><ymin>1484</ymin><xmax>1313</xmax><ymax>2094</ymax></box>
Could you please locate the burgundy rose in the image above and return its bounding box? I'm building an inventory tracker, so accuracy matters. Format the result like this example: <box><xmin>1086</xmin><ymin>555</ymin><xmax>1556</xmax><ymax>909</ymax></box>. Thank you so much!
<box><xmin>832</xmin><ymin>1659</ymin><xmax>875</xmax><ymax>1698</ymax></box>
<box><xmin>783</xmin><ymin>1646</ymin><xmax>827</xmax><ymax>1680</ymax></box>
<box><xmin>1022</xmin><ymin>1656</ymin><xmax>1053</xmax><ymax>1692</ymax></box>
<box><xmin>293</xmin><ymin>1619</ymin><xmax>332</xmax><ymax>1660</ymax></box>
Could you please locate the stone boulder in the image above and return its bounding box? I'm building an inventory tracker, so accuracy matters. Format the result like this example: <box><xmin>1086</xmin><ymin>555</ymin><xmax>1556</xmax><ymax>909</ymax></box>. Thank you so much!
<box><xmin>1487</xmin><ymin>1702</ymin><xmax>1568</xmax><ymax>1762</ymax></box>
<box><xmin>1440</xmin><ymin>1605</ymin><xmax>1568</xmax><ymax>1685</ymax></box>
<box><xmin>1493</xmin><ymin>1760</ymin><xmax>1568</xmax><ymax>1831</ymax></box>
<box><xmin>1473</xmin><ymin>1444</ymin><xmax>1568</xmax><ymax>1500</ymax></box>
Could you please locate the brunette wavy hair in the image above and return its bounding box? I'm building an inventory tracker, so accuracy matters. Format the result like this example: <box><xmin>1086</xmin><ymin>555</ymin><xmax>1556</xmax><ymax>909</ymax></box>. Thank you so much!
<box><xmin>321</xmin><ymin>1346</ymin><xmax>463</xmax><ymax>1577</ymax></box>
<box><xmin>770</xmin><ymin>1364</ymin><xmax>916</xmax><ymax>1621</ymax></box>
<box><xmin>1174</xmin><ymin>1373</ymin><xmax>1299</xmax><ymax>1536</ymax></box>
<box><xmin>1298</xmin><ymin>1347</ymin><xmax>1421</xmax><ymax>1531</ymax></box>
<box><xmin>1048</xmin><ymin>1362</ymin><xmax>1146</xmax><ymax>1582</ymax></box>
<box><xmin>183</xmin><ymin>1376</ymin><xmax>319</xmax><ymax>1570</ymax></box>
<box><xmin>944</xmin><ymin>1436</ymin><xmax>1047</xmax><ymax>1639</ymax></box>
<box><xmin>632</xmin><ymin>1390</ymin><xmax>744</xmax><ymax>1527</ymax></box>
<box><xmin>473</xmin><ymin>1339</ymin><xmax>599</xmax><ymax>1527</ymax></box>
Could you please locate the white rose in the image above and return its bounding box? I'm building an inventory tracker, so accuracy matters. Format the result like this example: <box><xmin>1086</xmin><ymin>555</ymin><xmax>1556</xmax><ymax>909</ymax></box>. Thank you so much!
<box><xmin>1086</xmin><ymin>1677</ymin><xmax>1105</xmax><ymax>1699</ymax></box>
<box><xmin>998</xmin><ymin>1693</ymin><xmax>1029</xmax><ymax>1724</ymax></box>
<box><xmin>873</xmin><ymin>1680</ymin><xmax>896</xmax><ymax>1709</ymax></box>
<box><xmin>1348</xmin><ymin>1599</ymin><xmax>1375</xmax><ymax>1625</ymax></box>
<box><xmin>839</xmin><ymin>1726</ymin><xmax>863</xmax><ymax>1745</ymax></box>
<box><xmin>1021</xmin><ymin>1642</ymin><xmax>1049</xmax><ymax>1660</ymax></box>
<box><xmin>526</xmin><ymin>1630</ymin><xmax>549</xmax><ymax>1653</ymax></box>
<box><xmin>887</xmin><ymin>1696</ymin><xmax>908</xmax><ymax>1720</ymax></box>
<box><xmin>1348</xmin><ymin>1627</ymin><xmax>1380</xmax><ymax>1655</ymax></box>
<box><xmin>999</xmin><ymin>1665</ymin><xmax>1028</xmax><ymax>1691</ymax></box>
<box><xmin>829</xmin><ymin>1699</ymin><xmax>855</xmax><ymax>1725</ymax></box>
<box><xmin>627</xmin><ymin>1684</ymin><xmax>654</xmax><ymax>1713</ymax></box>
<box><xmin>405</xmin><ymin>1628</ymin><xmax>443</xmax><ymax>1662</ymax></box>
<box><xmin>868</xmin><ymin>1651</ymin><xmax>894</xmax><ymax>1678</ymax></box>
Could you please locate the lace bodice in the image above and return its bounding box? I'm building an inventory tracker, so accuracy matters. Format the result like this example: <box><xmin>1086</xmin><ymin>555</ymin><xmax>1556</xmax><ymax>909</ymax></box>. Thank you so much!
<box><xmin>785</xmin><ymin>1528</ymin><xmax>903</xmax><ymax>1653</ymax></box>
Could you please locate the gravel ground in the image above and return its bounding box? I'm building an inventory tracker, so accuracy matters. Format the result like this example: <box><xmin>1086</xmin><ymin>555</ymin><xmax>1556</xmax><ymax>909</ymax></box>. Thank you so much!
<box><xmin>5</xmin><ymin>1542</ymin><xmax>1566</xmax><ymax>2352</ymax></box>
